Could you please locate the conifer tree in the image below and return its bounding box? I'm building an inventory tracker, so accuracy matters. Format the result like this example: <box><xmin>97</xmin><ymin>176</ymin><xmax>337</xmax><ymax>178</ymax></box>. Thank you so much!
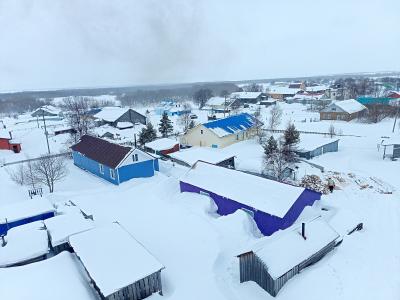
<box><xmin>158</xmin><ymin>112</ymin><xmax>174</xmax><ymax>137</ymax></box>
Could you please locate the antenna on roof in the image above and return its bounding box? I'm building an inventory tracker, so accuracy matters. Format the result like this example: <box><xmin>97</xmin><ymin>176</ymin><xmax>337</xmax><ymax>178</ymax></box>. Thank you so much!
<box><xmin>302</xmin><ymin>223</ymin><xmax>306</xmax><ymax>240</ymax></box>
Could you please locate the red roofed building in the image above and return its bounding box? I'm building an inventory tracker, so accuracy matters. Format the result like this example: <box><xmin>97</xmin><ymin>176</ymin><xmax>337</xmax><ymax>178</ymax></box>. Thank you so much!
<box><xmin>0</xmin><ymin>130</ymin><xmax>21</xmax><ymax>153</ymax></box>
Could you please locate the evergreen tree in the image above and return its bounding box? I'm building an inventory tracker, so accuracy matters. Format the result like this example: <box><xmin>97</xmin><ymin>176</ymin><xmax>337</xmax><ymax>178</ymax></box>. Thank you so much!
<box><xmin>263</xmin><ymin>136</ymin><xmax>278</xmax><ymax>160</ymax></box>
<box><xmin>158</xmin><ymin>112</ymin><xmax>174</xmax><ymax>137</ymax></box>
<box><xmin>138</xmin><ymin>122</ymin><xmax>157</xmax><ymax>145</ymax></box>
<box><xmin>283</xmin><ymin>123</ymin><xmax>300</xmax><ymax>163</ymax></box>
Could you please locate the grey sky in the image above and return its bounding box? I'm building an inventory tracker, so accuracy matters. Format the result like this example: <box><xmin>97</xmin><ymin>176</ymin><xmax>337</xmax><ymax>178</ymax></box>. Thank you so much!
<box><xmin>0</xmin><ymin>0</ymin><xmax>399</xmax><ymax>91</ymax></box>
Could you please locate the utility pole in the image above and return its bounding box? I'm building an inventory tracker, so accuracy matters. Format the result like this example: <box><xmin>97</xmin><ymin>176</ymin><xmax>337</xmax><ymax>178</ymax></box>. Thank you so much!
<box><xmin>42</xmin><ymin>112</ymin><xmax>51</xmax><ymax>154</ymax></box>
<box><xmin>393</xmin><ymin>105</ymin><xmax>399</xmax><ymax>133</ymax></box>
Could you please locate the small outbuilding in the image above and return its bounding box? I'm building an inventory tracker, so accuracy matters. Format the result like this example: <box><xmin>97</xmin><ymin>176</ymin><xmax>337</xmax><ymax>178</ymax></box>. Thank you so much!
<box><xmin>180</xmin><ymin>161</ymin><xmax>321</xmax><ymax>236</ymax></box>
<box><xmin>145</xmin><ymin>138</ymin><xmax>180</xmax><ymax>155</ymax></box>
<box><xmin>31</xmin><ymin>105</ymin><xmax>62</xmax><ymax>118</ymax></box>
<box><xmin>69</xmin><ymin>222</ymin><xmax>164</xmax><ymax>300</ymax></box>
<box><xmin>170</xmin><ymin>147</ymin><xmax>235</xmax><ymax>168</ymax></box>
<box><xmin>71</xmin><ymin>135</ymin><xmax>159</xmax><ymax>185</ymax></box>
<box><xmin>0</xmin><ymin>130</ymin><xmax>21</xmax><ymax>153</ymax></box>
<box><xmin>94</xmin><ymin>107</ymin><xmax>147</xmax><ymax>127</ymax></box>
<box><xmin>44</xmin><ymin>213</ymin><xmax>95</xmax><ymax>254</ymax></box>
<box><xmin>0</xmin><ymin>199</ymin><xmax>56</xmax><ymax>235</ymax></box>
<box><xmin>320</xmin><ymin>99</ymin><xmax>367</xmax><ymax>121</ymax></box>
<box><xmin>238</xmin><ymin>217</ymin><xmax>339</xmax><ymax>297</ymax></box>
<box><xmin>296</xmin><ymin>135</ymin><xmax>340</xmax><ymax>159</ymax></box>
<box><xmin>0</xmin><ymin>221</ymin><xmax>49</xmax><ymax>267</ymax></box>
<box><xmin>380</xmin><ymin>136</ymin><xmax>400</xmax><ymax>159</ymax></box>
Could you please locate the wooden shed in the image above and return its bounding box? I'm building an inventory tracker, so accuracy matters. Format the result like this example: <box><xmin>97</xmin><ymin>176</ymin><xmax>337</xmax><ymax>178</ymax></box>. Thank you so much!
<box><xmin>169</xmin><ymin>147</ymin><xmax>235</xmax><ymax>168</ymax></box>
<box><xmin>238</xmin><ymin>217</ymin><xmax>339</xmax><ymax>296</ymax></box>
<box><xmin>296</xmin><ymin>136</ymin><xmax>339</xmax><ymax>159</ymax></box>
<box><xmin>320</xmin><ymin>99</ymin><xmax>367</xmax><ymax>121</ymax></box>
<box><xmin>69</xmin><ymin>222</ymin><xmax>164</xmax><ymax>300</ymax></box>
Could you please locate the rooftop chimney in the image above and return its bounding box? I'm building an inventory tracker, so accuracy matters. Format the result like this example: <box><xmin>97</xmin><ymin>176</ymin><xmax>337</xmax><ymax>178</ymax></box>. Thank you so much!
<box><xmin>302</xmin><ymin>223</ymin><xmax>306</xmax><ymax>240</ymax></box>
<box><xmin>8</xmin><ymin>131</ymin><xmax>12</xmax><ymax>139</ymax></box>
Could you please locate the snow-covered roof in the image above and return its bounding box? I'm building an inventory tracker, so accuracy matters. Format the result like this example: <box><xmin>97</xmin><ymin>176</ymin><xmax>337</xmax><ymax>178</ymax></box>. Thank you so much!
<box><xmin>69</xmin><ymin>222</ymin><xmax>164</xmax><ymax>297</ymax></box>
<box><xmin>0</xmin><ymin>199</ymin><xmax>55</xmax><ymax>224</ymax></box>
<box><xmin>306</xmin><ymin>85</ymin><xmax>328</xmax><ymax>92</ymax></box>
<box><xmin>170</xmin><ymin>147</ymin><xmax>234</xmax><ymax>166</ymax></box>
<box><xmin>32</xmin><ymin>105</ymin><xmax>61</xmax><ymax>116</ymax></box>
<box><xmin>297</xmin><ymin>135</ymin><xmax>339</xmax><ymax>152</ymax></box>
<box><xmin>44</xmin><ymin>213</ymin><xmax>95</xmax><ymax>247</ymax></box>
<box><xmin>145</xmin><ymin>138</ymin><xmax>179</xmax><ymax>151</ymax></box>
<box><xmin>0</xmin><ymin>222</ymin><xmax>49</xmax><ymax>267</ymax></box>
<box><xmin>181</xmin><ymin>161</ymin><xmax>309</xmax><ymax>218</ymax></box>
<box><xmin>94</xmin><ymin>107</ymin><xmax>129</xmax><ymax>122</ymax></box>
<box><xmin>0</xmin><ymin>252</ymin><xmax>98</xmax><ymax>300</ymax></box>
<box><xmin>116</xmin><ymin>121</ymin><xmax>133</xmax><ymax>129</ymax></box>
<box><xmin>0</xmin><ymin>129</ymin><xmax>11</xmax><ymax>139</ymax></box>
<box><xmin>244</xmin><ymin>217</ymin><xmax>339</xmax><ymax>279</ymax></box>
<box><xmin>206</xmin><ymin>96</ymin><xmax>228</xmax><ymax>106</ymax></box>
<box><xmin>332</xmin><ymin>99</ymin><xmax>367</xmax><ymax>114</ymax></box>
<box><xmin>291</xmin><ymin>92</ymin><xmax>325</xmax><ymax>100</ymax></box>
<box><xmin>231</xmin><ymin>92</ymin><xmax>263</xmax><ymax>99</ymax></box>
<box><xmin>381</xmin><ymin>136</ymin><xmax>400</xmax><ymax>146</ymax></box>
<box><xmin>268</xmin><ymin>86</ymin><xmax>303</xmax><ymax>95</ymax></box>
<box><xmin>203</xmin><ymin>113</ymin><xmax>259</xmax><ymax>138</ymax></box>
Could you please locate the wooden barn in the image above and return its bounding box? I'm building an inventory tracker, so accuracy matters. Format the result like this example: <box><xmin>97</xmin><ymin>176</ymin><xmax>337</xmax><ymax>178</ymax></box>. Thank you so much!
<box><xmin>296</xmin><ymin>136</ymin><xmax>339</xmax><ymax>159</ymax></box>
<box><xmin>44</xmin><ymin>213</ymin><xmax>95</xmax><ymax>254</ymax></box>
<box><xmin>71</xmin><ymin>135</ymin><xmax>159</xmax><ymax>185</ymax></box>
<box><xmin>179</xmin><ymin>161</ymin><xmax>321</xmax><ymax>236</ymax></box>
<box><xmin>0</xmin><ymin>221</ymin><xmax>49</xmax><ymax>267</ymax></box>
<box><xmin>170</xmin><ymin>147</ymin><xmax>235</xmax><ymax>168</ymax></box>
<box><xmin>145</xmin><ymin>138</ymin><xmax>180</xmax><ymax>156</ymax></box>
<box><xmin>31</xmin><ymin>105</ymin><xmax>62</xmax><ymax>118</ymax></box>
<box><xmin>0</xmin><ymin>199</ymin><xmax>55</xmax><ymax>235</ymax></box>
<box><xmin>0</xmin><ymin>130</ymin><xmax>21</xmax><ymax>153</ymax></box>
<box><xmin>320</xmin><ymin>99</ymin><xmax>367</xmax><ymax>121</ymax></box>
<box><xmin>238</xmin><ymin>217</ymin><xmax>340</xmax><ymax>296</ymax></box>
<box><xmin>94</xmin><ymin>107</ymin><xmax>147</xmax><ymax>128</ymax></box>
<box><xmin>69</xmin><ymin>222</ymin><xmax>164</xmax><ymax>300</ymax></box>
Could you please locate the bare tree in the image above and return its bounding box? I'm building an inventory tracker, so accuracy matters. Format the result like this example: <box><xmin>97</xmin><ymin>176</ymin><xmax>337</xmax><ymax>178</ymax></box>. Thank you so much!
<box><xmin>6</xmin><ymin>164</ymin><xmax>25</xmax><ymax>186</ymax></box>
<box><xmin>267</xmin><ymin>104</ymin><xmax>283</xmax><ymax>130</ymax></box>
<box><xmin>263</xmin><ymin>138</ymin><xmax>291</xmax><ymax>181</ymax></box>
<box><xmin>33</xmin><ymin>155</ymin><xmax>68</xmax><ymax>193</ymax></box>
<box><xmin>178</xmin><ymin>103</ymin><xmax>192</xmax><ymax>133</ymax></box>
<box><xmin>63</xmin><ymin>97</ymin><xmax>94</xmax><ymax>144</ymax></box>
<box><xmin>253</xmin><ymin>106</ymin><xmax>265</xmax><ymax>143</ymax></box>
<box><xmin>328</xmin><ymin>124</ymin><xmax>336</xmax><ymax>138</ymax></box>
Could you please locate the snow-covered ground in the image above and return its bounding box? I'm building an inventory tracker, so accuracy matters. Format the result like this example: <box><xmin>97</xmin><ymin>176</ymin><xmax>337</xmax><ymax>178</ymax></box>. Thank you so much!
<box><xmin>0</xmin><ymin>102</ymin><xmax>399</xmax><ymax>299</ymax></box>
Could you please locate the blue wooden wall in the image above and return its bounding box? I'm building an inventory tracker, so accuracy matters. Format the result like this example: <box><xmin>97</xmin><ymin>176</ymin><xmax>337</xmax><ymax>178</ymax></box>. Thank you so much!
<box><xmin>298</xmin><ymin>140</ymin><xmax>339</xmax><ymax>160</ymax></box>
<box><xmin>118</xmin><ymin>159</ymin><xmax>158</xmax><ymax>184</ymax></box>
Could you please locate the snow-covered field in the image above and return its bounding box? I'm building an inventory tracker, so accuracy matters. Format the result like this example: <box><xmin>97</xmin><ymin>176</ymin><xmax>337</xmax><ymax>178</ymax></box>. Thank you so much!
<box><xmin>0</xmin><ymin>102</ymin><xmax>399</xmax><ymax>299</ymax></box>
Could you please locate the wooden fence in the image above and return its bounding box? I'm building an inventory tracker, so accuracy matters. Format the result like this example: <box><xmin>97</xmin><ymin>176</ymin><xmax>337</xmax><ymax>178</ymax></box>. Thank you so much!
<box><xmin>1</xmin><ymin>152</ymin><xmax>71</xmax><ymax>167</ymax></box>
<box><xmin>263</xmin><ymin>128</ymin><xmax>362</xmax><ymax>138</ymax></box>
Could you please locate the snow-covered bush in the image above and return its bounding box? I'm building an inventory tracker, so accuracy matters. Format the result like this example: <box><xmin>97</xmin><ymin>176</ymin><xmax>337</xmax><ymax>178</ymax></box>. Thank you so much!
<box><xmin>300</xmin><ymin>175</ymin><xmax>330</xmax><ymax>194</ymax></box>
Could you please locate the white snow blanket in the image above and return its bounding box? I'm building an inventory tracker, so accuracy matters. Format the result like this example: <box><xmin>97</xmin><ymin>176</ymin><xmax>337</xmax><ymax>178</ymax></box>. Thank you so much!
<box><xmin>334</xmin><ymin>99</ymin><xmax>367</xmax><ymax>114</ymax></box>
<box><xmin>297</xmin><ymin>135</ymin><xmax>339</xmax><ymax>152</ymax></box>
<box><xmin>44</xmin><ymin>213</ymin><xmax>95</xmax><ymax>247</ymax></box>
<box><xmin>69</xmin><ymin>222</ymin><xmax>164</xmax><ymax>298</ymax></box>
<box><xmin>0</xmin><ymin>222</ymin><xmax>49</xmax><ymax>267</ymax></box>
<box><xmin>0</xmin><ymin>252</ymin><xmax>98</xmax><ymax>300</ymax></box>
<box><xmin>247</xmin><ymin>217</ymin><xmax>339</xmax><ymax>279</ymax></box>
<box><xmin>181</xmin><ymin>161</ymin><xmax>306</xmax><ymax>218</ymax></box>
<box><xmin>146</xmin><ymin>138</ymin><xmax>179</xmax><ymax>151</ymax></box>
<box><xmin>0</xmin><ymin>198</ymin><xmax>55</xmax><ymax>224</ymax></box>
<box><xmin>94</xmin><ymin>107</ymin><xmax>129</xmax><ymax>122</ymax></box>
<box><xmin>170</xmin><ymin>147</ymin><xmax>233</xmax><ymax>166</ymax></box>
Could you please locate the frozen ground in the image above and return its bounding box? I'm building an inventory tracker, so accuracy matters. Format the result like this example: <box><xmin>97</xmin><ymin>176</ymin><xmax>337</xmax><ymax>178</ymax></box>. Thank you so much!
<box><xmin>0</xmin><ymin>102</ymin><xmax>399</xmax><ymax>299</ymax></box>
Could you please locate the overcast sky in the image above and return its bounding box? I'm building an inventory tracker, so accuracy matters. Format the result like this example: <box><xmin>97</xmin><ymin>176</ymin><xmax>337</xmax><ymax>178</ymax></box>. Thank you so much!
<box><xmin>0</xmin><ymin>0</ymin><xmax>399</xmax><ymax>91</ymax></box>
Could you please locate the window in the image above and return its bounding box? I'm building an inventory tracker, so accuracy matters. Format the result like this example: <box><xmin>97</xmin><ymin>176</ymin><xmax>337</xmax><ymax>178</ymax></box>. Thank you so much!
<box><xmin>133</xmin><ymin>154</ymin><xmax>139</xmax><ymax>162</ymax></box>
<box><xmin>201</xmin><ymin>130</ymin><xmax>203</xmax><ymax>134</ymax></box>
<box><xmin>110</xmin><ymin>169</ymin><xmax>115</xmax><ymax>179</ymax></box>
<box><xmin>99</xmin><ymin>164</ymin><xmax>104</xmax><ymax>174</ymax></box>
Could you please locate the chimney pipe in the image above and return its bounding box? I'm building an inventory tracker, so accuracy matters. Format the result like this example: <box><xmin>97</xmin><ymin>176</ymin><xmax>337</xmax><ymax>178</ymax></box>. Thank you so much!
<box><xmin>302</xmin><ymin>223</ymin><xmax>306</xmax><ymax>240</ymax></box>
<box><xmin>9</xmin><ymin>131</ymin><xmax>12</xmax><ymax>140</ymax></box>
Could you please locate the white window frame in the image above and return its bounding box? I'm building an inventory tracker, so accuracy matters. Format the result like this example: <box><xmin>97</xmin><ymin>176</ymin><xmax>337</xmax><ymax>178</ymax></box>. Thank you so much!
<box><xmin>99</xmin><ymin>164</ymin><xmax>104</xmax><ymax>174</ymax></box>
<box><xmin>110</xmin><ymin>169</ymin><xmax>116</xmax><ymax>180</ymax></box>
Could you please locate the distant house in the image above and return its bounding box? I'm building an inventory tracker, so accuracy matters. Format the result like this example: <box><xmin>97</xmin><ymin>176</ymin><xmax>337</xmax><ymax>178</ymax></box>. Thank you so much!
<box><xmin>296</xmin><ymin>136</ymin><xmax>339</xmax><ymax>159</ymax></box>
<box><xmin>0</xmin><ymin>222</ymin><xmax>49</xmax><ymax>267</ymax></box>
<box><xmin>387</xmin><ymin>91</ymin><xmax>400</xmax><ymax>99</ymax></box>
<box><xmin>170</xmin><ymin>147</ymin><xmax>235</xmax><ymax>168</ymax></box>
<box><xmin>230</xmin><ymin>92</ymin><xmax>266</xmax><ymax>104</ymax></box>
<box><xmin>305</xmin><ymin>85</ymin><xmax>328</xmax><ymax>94</ymax></box>
<box><xmin>180</xmin><ymin>113</ymin><xmax>261</xmax><ymax>148</ymax></box>
<box><xmin>267</xmin><ymin>86</ymin><xmax>303</xmax><ymax>100</ymax></box>
<box><xmin>380</xmin><ymin>136</ymin><xmax>400</xmax><ymax>159</ymax></box>
<box><xmin>69</xmin><ymin>222</ymin><xmax>164</xmax><ymax>300</ymax></box>
<box><xmin>0</xmin><ymin>199</ymin><xmax>56</xmax><ymax>235</ymax></box>
<box><xmin>180</xmin><ymin>161</ymin><xmax>321</xmax><ymax>236</ymax></box>
<box><xmin>320</xmin><ymin>99</ymin><xmax>367</xmax><ymax>121</ymax></box>
<box><xmin>259</xmin><ymin>99</ymin><xmax>277</xmax><ymax>107</ymax></box>
<box><xmin>288</xmin><ymin>82</ymin><xmax>306</xmax><ymax>90</ymax></box>
<box><xmin>0</xmin><ymin>130</ymin><xmax>21</xmax><ymax>153</ymax></box>
<box><xmin>204</xmin><ymin>96</ymin><xmax>240</xmax><ymax>112</ymax></box>
<box><xmin>145</xmin><ymin>138</ymin><xmax>180</xmax><ymax>156</ymax></box>
<box><xmin>71</xmin><ymin>135</ymin><xmax>159</xmax><ymax>185</ymax></box>
<box><xmin>31</xmin><ymin>105</ymin><xmax>62</xmax><ymax>118</ymax></box>
<box><xmin>94</xmin><ymin>107</ymin><xmax>147</xmax><ymax>128</ymax></box>
<box><xmin>325</xmin><ymin>86</ymin><xmax>351</xmax><ymax>101</ymax></box>
<box><xmin>237</xmin><ymin>217</ymin><xmax>339</xmax><ymax>297</ymax></box>
<box><xmin>155</xmin><ymin>100</ymin><xmax>191</xmax><ymax>116</ymax></box>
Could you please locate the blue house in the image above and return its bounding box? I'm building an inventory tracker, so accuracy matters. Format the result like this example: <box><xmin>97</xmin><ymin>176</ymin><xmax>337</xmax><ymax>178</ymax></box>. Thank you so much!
<box><xmin>180</xmin><ymin>161</ymin><xmax>321</xmax><ymax>236</ymax></box>
<box><xmin>71</xmin><ymin>135</ymin><xmax>159</xmax><ymax>185</ymax></box>
<box><xmin>0</xmin><ymin>198</ymin><xmax>55</xmax><ymax>235</ymax></box>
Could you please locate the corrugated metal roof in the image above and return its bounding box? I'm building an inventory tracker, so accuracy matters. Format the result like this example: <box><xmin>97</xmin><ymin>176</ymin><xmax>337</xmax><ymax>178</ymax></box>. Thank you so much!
<box><xmin>203</xmin><ymin>113</ymin><xmax>259</xmax><ymax>137</ymax></box>
<box><xmin>71</xmin><ymin>135</ymin><xmax>132</xmax><ymax>168</ymax></box>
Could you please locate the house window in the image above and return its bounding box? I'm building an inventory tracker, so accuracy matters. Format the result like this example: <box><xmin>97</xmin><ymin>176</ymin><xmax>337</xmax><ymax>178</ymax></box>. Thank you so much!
<box><xmin>133</xmin><ymin>154</ymin><xmax>139</xmax><ymax>162</ymax></box>
<box><xmin>201</xmin><ymin>130</ymin><xmax>203</xmax><ymax>134</ymax></box>
<box><xmin>99</xmin><ymin>164</ymin><xmax>104</xmax><ymax>174</ymax></box>
<box><xmin>236</xmin><ymin>134</ymin><xmax>239</xmax><ymax>140</ymax></box>
<box><xmin>110</xmin><ymin>169</ymin><xmax>116</xmax><ymax>180</ymax></box>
